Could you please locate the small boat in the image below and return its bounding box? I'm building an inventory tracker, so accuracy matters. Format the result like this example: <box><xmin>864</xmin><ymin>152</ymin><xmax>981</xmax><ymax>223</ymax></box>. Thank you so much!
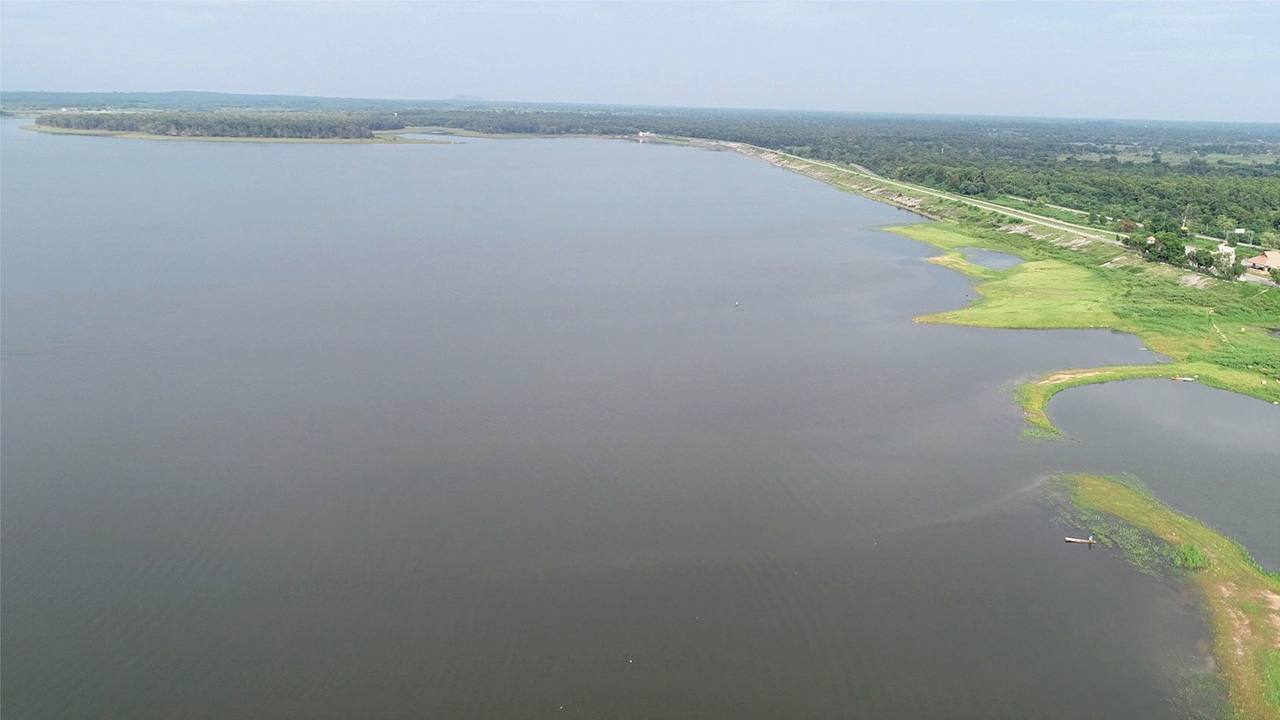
<box><xmin>1171</xmin><ymin>376</ymin><xmax>1197</xmax><ymax>382</ymax></box>
<box><xmin>1065</xmin><ymin>535</ymin><xmax>1097</xmax><ymax>546</ymax></box>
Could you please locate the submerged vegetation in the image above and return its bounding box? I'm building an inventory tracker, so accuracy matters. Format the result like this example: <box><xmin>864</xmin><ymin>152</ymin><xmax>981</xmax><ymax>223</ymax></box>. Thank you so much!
<box><xmin>1054</xmin><ymin>474</ymin><xmax>1280</xmax><ymax>720</ymax></box>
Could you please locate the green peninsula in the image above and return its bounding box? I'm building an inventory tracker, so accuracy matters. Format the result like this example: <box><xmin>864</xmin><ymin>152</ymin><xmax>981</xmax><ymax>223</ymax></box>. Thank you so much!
<box><xmin>1057</xmin><ymin>474</ymin><xmax>1280</xmax><ymax>720</ymax></box>
<box><xmin>716</xmin><ymin>145</ymin><xmax>1279</xmax><ymax>438</ymax></box>
<box><xmin>891</xmin><ymin>221</ymin><xmax>1280</xmax><ymax>439</ymax></box>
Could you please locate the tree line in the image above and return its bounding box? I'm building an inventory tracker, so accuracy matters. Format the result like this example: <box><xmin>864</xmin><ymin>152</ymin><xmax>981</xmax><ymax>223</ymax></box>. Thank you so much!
<box><xmin>33</xmin><ymin>107</ymin><xmax>1280</xmax><ymax>246</ymax></box>
<box><xmin>390</xmin><ymin>108</ymin><xmax>1280</xmax><ymax>245</ymax></box>
<box><xmin>35</xmin><ymin>111</ymin><xmax>402</xmax><ymax>140</ymax></box>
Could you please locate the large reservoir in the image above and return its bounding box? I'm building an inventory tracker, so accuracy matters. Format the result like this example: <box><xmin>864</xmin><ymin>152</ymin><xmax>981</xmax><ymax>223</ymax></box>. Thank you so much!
<box><xmin>3</xmin><ymin>120</ymin><xmax>1276</xmax><ymax>719</ymax></box>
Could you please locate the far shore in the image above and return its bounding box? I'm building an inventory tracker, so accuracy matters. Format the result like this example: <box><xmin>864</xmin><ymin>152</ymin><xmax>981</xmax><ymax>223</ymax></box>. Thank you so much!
<box><xmin>389</xmin><ymin>126</ymin><xmax>681</xmax><ymax>144</ymax></box>
<box><xmin>387</xmin><ymin>125</ymin><xmax>561</xmax><ymax>139</ymax></box>
<box><xmin>21</xmin><ymin>123</ymin><xmax>651</xmax><ymax>145</ymax></box>
<box><xmin>23</xmin><ymin>124</ymin><xmax>455</xmax><ymax>144</ymax></box>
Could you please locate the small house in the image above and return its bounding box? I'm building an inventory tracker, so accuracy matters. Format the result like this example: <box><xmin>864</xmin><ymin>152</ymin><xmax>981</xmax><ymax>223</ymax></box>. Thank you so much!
<box><xmin>1242</xmin><ymin>249</ymin><xmax>1280</xmax><ymax>271</ymax></box>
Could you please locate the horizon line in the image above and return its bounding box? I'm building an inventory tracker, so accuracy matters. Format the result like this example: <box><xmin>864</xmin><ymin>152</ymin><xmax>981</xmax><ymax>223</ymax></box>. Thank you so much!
<box><xmin>4</xmin><ymin>89</ymin><xmax>1279</xmax><ymax>128</ymax></box>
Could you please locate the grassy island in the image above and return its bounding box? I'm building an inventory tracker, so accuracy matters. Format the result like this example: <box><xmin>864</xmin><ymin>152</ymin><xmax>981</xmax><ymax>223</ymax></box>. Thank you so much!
<box><xmin>1056</xmin><ymin>474</ymin><xmax>1280</xmax><ymax>720</ymax></box>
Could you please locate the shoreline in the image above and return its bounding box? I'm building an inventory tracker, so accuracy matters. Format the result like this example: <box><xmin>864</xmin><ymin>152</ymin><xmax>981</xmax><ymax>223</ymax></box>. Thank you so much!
<box><xmin>20</xmin><ymin>123</ymin><xmax>638</xmax><ymax>145</ymax></box>
<box><xmin>707</xmin><ymin>142</ymin><xmax>1279</xmax><ymax>432</ymax></box>
<box><xmin>1055</xmin><ymin>474</ymin><xmax>1280</xmax><ymax>720</ymax></box>
<box><xmin>724</xmin><ymin>139</ymin><xmax>1280</xmax><ymax>718</ymax></box>
<box><xmin>22</xmin><ymin>124</ymin><xmax>453</xmax><ymax>144</ymax></box>
<box><xmin>699</xmin><ymin>139</ymin><xmax>943</xmax><ymax>221</ymax></box>
<box><xmin>887</xmin><ymin>220</ymin><xmax>1280</xmax><ymax>435</ymax></box>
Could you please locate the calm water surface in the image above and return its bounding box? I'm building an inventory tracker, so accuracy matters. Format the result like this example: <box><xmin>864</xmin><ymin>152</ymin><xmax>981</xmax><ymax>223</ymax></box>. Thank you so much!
<box><xmin>957</xmin><ymin>247</ymin><xmax>1025</xmax><ymax>271</ymax></box>
<box><xmin>4</xmin><ymin>120</ymin><xmax>1274</xmax><ymax>718</ymax></box>
<box><xmin>1050</xmin><ymin>380</ymin><xmax>1280</xmax><ymax>570</ymax></box>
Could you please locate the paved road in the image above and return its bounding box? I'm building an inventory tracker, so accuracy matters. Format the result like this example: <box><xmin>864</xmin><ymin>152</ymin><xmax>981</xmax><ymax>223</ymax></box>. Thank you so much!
<box><xmin>708</xmin><ymin>141</ymin><xmax>1280</xmax><ymax>288</ymax></box>
<box><xmin>763</xmin><ymin>148</ymin><xmax>1124</xmax><ymax>246</ymax></box>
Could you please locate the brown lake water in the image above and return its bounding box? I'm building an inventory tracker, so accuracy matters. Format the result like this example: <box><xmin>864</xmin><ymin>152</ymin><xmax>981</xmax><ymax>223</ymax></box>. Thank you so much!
<box><xmin>4</xmin><ymin>120</ymin><xmax>1276</xmax><ymax>718</ymax></box>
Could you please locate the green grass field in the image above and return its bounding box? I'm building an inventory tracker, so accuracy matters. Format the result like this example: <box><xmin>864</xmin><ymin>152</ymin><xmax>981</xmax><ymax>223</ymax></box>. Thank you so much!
<box><xmin>888</xmin><ymin>221</ymin><xmax>1280</xmax><ymax>438</ymax></box>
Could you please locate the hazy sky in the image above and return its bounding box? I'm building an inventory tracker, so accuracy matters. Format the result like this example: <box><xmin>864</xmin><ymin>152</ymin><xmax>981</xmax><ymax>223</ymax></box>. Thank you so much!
<box><xmin>2</xmin><ymin>1</ymin><xmax>1277</xmax><ymax>122</ymax></box>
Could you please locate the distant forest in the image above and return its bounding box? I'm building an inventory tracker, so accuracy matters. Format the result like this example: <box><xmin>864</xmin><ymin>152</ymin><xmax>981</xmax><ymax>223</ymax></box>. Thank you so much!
<box><xmin>33</xmin><ymin>111</ymin><xmax>399</xmax><ymax>139</ymax></box>
<box><xmin>11</xmin><ymin>90</ymin><xmax>1279</xmax><ymax>245</ymax></box>
<box><xmin>392</xmin><ymin>109</ymin><xmax>1280</xmax><ymax>242</ymax></box>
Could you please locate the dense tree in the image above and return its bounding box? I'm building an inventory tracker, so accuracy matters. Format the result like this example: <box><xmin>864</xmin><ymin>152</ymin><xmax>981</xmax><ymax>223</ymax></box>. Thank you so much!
<box><xmin>36</xmin><ymin>111</ymin><xmax>388</xmax><ymax>139</ymax></box>
<box><xmin>1188</xmin><ymin>248</ymin><xmax>1216</xmax><ymax>272</ymax></box>
<box><xmin>1147</xmin><ymin>234</ymin><xmax>1187</xmax><ymax>265</ymax></box>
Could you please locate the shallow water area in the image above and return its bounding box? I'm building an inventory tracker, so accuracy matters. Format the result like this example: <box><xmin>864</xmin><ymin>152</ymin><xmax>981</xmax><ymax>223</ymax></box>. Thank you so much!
<box><xmin>0</xmin><ymin>118</ymin><xmax>1251</xmax><ymax>719</ymax></box>
<box><xmin>1048</xmin><ymin>378</ymin><xmax>1280</xmax><ymax>570</ymax></box>
<box><xmin>957</xmin><ymin>246</ymin><xmax>1025</xmax><ymax>270</ymax></box>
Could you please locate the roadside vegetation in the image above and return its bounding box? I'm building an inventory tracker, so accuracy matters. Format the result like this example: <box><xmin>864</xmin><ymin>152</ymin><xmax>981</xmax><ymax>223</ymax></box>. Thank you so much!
<box><xmin>1053</xmin><ymin>474</ymin><xmax>1280</xmax><ymax>720</ymax></box>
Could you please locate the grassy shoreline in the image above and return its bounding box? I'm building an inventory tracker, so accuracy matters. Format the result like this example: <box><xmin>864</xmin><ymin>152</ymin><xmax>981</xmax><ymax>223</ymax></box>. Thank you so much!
<box><xmin>709</xmin><ymin>144</ymin><xmax>1278</xmax><ymax>437</ymax></box>
<box><xmin>729</xmin><ymin>143</ymin><xmax>1280</xmax><ymax>718</ymax></box>
<box><xmin>1056</xmin><ymin>474</ymin><xmax>1280</xmax><ymax>720</ymax></box>
<box><xmin>888</xmin><ymin>221</ymin><xmax>1280</xmax><ymax>438</ymax></box>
